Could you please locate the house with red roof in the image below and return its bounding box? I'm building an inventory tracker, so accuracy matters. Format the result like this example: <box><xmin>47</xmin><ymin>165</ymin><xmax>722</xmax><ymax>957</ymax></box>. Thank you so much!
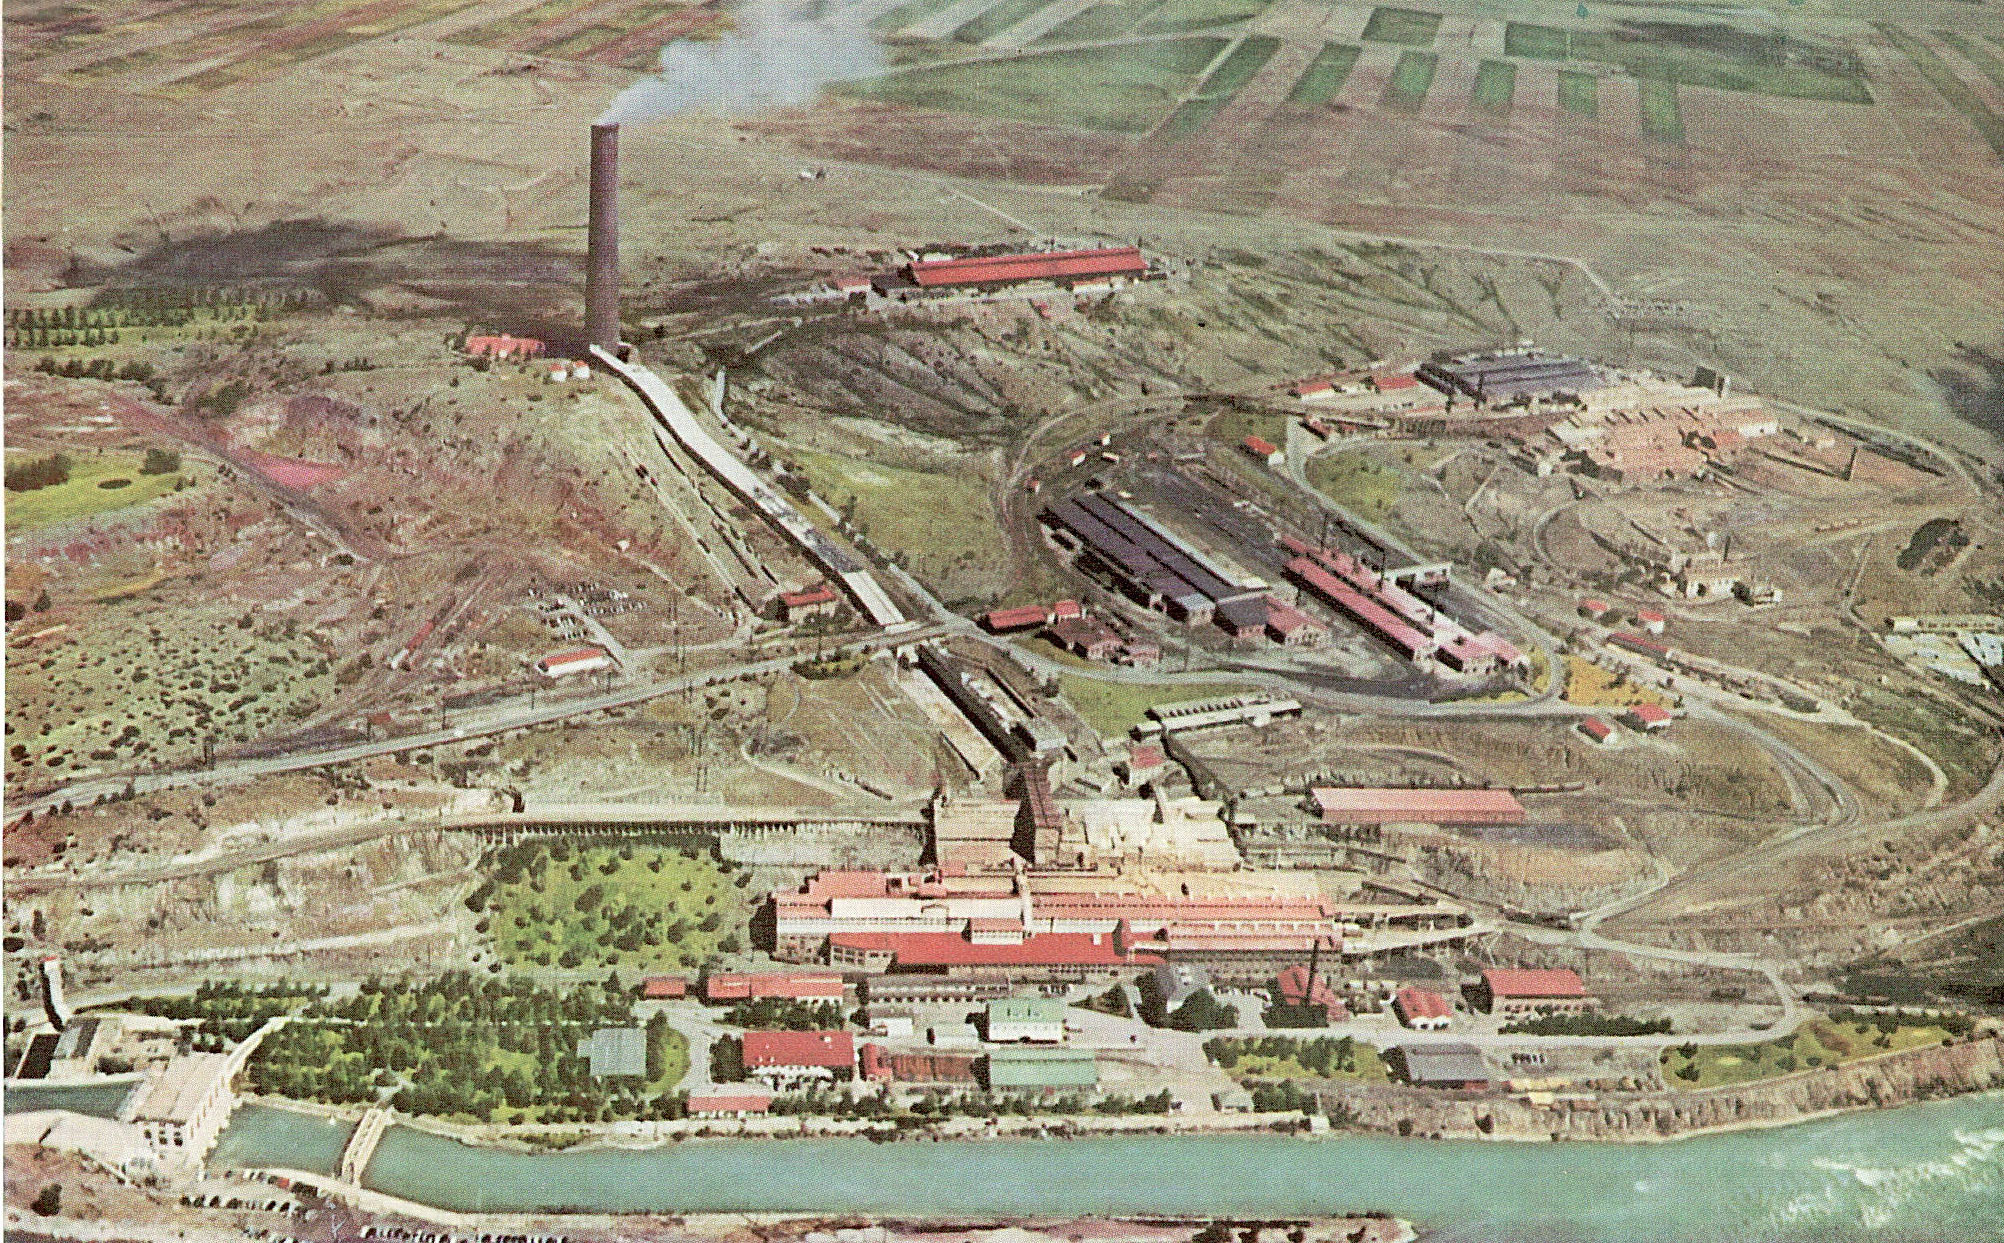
<box><xmin>1477</xmin><ymin>968</ymin><xmax>1597</xmax><ymax>1016</ymax></box>
<box><xmin>1393</xmin><ymin>987</ymin><xmax>1453</xmax><ymax>1030</ymax></box>
<box><xmin>1625</xmin><ymin>702</ymin><xmax>1674</xmax><ymax>732</ymax></box>
<box><xmin>778</xmin><ymin>583</ymin><xmax>840</xmax><ymax>623</ymax></box>
<box><xmin>641</xmin><ymin>976</ymin><xmax>688</xmax><ymax>999</ymax></box>
<box><xmin>1577</xmin><ymin>717</ymin><xmax>1616</xmax><ymax>746</ymax></box>
<box><xmin>1241</xmin><ymin>435</ymin><xmax>1284</xmax><ymax>467</ymax></box>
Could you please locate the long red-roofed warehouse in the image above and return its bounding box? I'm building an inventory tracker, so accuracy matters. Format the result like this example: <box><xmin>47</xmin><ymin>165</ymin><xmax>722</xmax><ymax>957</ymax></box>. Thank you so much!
<box><xmin>1311</xmin><ymin>787</ymin><xmax>1526</xmax><ymax>826</ymax></box>
<box><xmin>905</xmin><ymin>247</ymin><xmax>1147</xmax><ymax>290</ymax></box>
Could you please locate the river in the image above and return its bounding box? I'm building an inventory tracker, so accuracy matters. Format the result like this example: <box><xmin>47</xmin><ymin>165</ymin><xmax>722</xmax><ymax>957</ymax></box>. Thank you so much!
<box><xmin>204</xmin><ymin>1094</ymin><xmax>2004</xmax><ymax>1240</ymax></box>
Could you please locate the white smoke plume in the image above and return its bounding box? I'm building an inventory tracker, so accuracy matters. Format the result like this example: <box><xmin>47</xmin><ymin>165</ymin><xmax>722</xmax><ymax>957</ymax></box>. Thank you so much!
<box><xmin>598</xmin><ymin>0</ymin><xmax>884</xmax><ymax>124</ymax></box>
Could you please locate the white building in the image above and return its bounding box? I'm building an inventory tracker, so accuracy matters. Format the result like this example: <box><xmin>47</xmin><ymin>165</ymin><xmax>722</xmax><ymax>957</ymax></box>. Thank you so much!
<box><xmin>128</xmin><ymin>1053</ymin><xmax>236</xmax><ymax>1164</ymax></box>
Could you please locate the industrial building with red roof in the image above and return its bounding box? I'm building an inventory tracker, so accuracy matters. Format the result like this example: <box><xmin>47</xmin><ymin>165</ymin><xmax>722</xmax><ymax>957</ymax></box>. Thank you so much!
<box><xmin>905</xmin><ymin>246</ymin><xmax>1147</xmax><ymax>290</ymax></box>
<box><xmin>741</xmin><ymin>1030</ymin><xmax>855</xmax><ymax>1075</ymax></box>
<box><xmin>1311</xmin><ymin>786</ymin><xmax>1527</xmax><ymax>826</ymax></box>
<box><xmin>1478</xmin><ymin>968</ymin><xmax>1597</xmax><ymax>1015</ymax></box>
<box><xmin>982</xmin><ymin>605</ymin><xmax>1050</xmax><ymax>633</ymax></box>
<box><xmin>1273</xmin><ymin>964</ymin><xmax>1347</xmax><ymax>1021</ymax></box>
<box><xmin>702</xmin><ymin>971</ymin><xmax>846</xmax><ymax>1003</ymax></box>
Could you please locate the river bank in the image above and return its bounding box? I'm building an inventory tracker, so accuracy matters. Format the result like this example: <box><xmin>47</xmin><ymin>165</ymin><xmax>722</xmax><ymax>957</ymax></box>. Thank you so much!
<box><xmin>226</xmin><ymin>1033</ymin><xmax>2004</xmax><ymax>1155</ymax></box>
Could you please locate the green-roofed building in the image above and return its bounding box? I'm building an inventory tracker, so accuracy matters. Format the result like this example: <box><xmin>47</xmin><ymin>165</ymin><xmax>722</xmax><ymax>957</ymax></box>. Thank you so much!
<box><xmin>983</xmin><ymin>1046</ymin><xmax>1098</xmax><ymax>1090</ymax></box>
<box><xmin>985</xmin><ymin>994</ymin><xmax>1066</xmax><ymax>1044</ymax></box>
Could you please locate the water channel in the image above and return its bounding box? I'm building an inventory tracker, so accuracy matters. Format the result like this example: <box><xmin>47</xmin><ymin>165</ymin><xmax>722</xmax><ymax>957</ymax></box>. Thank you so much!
<box><xmin>203</xmin><ymin>1094</ymin><xmax>2004</xmax><ymax>1241</ymax></box>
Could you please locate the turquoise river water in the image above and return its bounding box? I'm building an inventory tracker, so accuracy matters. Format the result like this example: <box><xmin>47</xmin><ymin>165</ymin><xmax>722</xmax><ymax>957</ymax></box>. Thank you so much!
<box><xmin>198</xmin><ymin>1094</ymin><xmax>2004</xmax><ymax>1241</ymax></box>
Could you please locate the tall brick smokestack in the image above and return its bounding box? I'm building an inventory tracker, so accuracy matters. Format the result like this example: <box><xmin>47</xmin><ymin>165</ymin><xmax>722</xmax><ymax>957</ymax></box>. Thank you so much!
<box><xmin>586</xmin><ymin>122</ymin><xmax>620</xmax><ymax>352</ymax></box>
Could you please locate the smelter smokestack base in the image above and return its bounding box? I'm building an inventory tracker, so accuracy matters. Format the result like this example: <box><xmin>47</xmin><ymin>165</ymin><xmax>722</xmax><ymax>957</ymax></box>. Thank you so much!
<box><xmin>586</xmin><ymin>122</ymin><xmax>620</xmax><ymax>352</ymax></box>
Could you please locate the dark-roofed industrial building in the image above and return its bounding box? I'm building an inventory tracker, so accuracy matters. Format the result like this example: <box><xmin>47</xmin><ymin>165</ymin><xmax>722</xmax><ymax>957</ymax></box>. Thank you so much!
<box><xmin>1418</xmin><ymin>348</ymin><xmax>1603</xmax><ymax>407</ymax></box>
<box><xmin>1041</xmin><ymin>491</ymin><xmax>1260</xmax><ymax>628</ymax></box>
<box><xmin>1393</xmin><ymin>1042</ymin><xmax>1491</xmax><ymax>1089</ymax></box>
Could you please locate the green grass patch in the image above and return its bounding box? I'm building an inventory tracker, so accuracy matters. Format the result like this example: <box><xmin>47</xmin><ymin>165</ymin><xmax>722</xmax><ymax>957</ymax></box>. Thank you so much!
<box><xmin>954</xmin><ymin>0</ymin><xmax>1066</xmax><ymax>43</ymax></box>
<box><xmin>1136</xmin><ymin>0</ymin><xmax>1271</xmax><ymax>36</ymax></box>
<box><xmin>875</xmin><ymin>0</ymin><xmax>971</xmax><ymax>33</ymax></box>
<box><xmin>1306</xmin><ymin>449</ymin><xmax>1403</xmax><ymax>522</ymax></box>
<box><xmin>1055</xmin><ymin>670</ymin><xmax>1262</xmax><ymax>737</ymax></box>
<box><xmin>5</xmin><ymin>450</ymin><xmax>184</xmax><ymax>532</ymax></box>
<box><xmin>1504</xmin><ymin>21</ymin><xmax>1570</xmax><ymax>60</ymax></box>
<box><xmin>474</xmin><ymin>840</ymin><xmax>752</xmax><ymax>974</ymax></box>
<box><xmin>1037</xmin><ymin>0</ymin><xmax>1163</xmax><ymax>44</ymax></box>
<box><xmin>842</xmin><ymin>37</ymin><xmax>1223</xmax><ymax>132</ymax></box>
<box><xmin>1362</xmin><ymin>6</ymin><xmax>1440</xmax><ymax>47</ymax></box>
<box><xmin>1204</xmin><ymin>402</ymin><xmax>1289</xmax><ymax>451</ymax></box>
<box><xmin>1504</xmin><ymin>19</ymin><xmax>1873</xmax><ymax>104</ymax></box>
<box><xmin>1205</xmin><ymin>1034</ymin><xmax>1391</xmax><ymax>1084</ymax></box>
<box><xmin>1879</xmin><ymin>23</ymin><xmax>2004</xmax><ymax>158</ymax></box>
<box><xmin>1286</xmin><ymin>42</ymin><xmax>1361</xmax><ymax>106</ymax></box>
<box><xmin>1636</xmin><ymin>75</ymin><xmax>1684</xmax><ymax>141</ymax></box>
<box><xmin>1557</xmin><ymin>68</ymin><xmax>1599</xmax><ymax>115</ymax></box>
<box><xmin>1194</xmin><ymin>34</ymin><xmax>1279</xmax><ymax>97</ymax></box>
<box><xmin>1936</xmin><ymin>32</ymin><xmax>2004</xmax><ymax>97</ymax></box>
<box><xmin>1660</xmin><ymin>1018</ymin><xmax>1953</xmax><ymax>1090</ymax></box>
<box><xmin>791</xmin><ymin>450</ymin><xmax>997</xmax><ymax>583</ymax></box>
<box><xmin>1383</xmin><ymin>49</ymin><xmax>1437</xmax><ymax>111</ymax></box>
<box><xmin>1472</xmin><ymin>58</ymin><xmax>1516</xmax><ymax>114</ymax></box>
<box><xmin>1160</xmin><ymin>96</ymin><xmax>1229</xmax><ymax>139</ymax></box>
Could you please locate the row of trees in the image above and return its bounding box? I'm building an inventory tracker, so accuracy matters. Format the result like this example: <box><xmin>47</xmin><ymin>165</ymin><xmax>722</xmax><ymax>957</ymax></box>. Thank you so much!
<box><xmin>1204</xmin><ymin>1035</ymin><xmax>1366</xmax><ymax>1079</ymax></box>
<box><xmin>761</xmin><ymin>1086</ymin><xmax>1177</xmax><ymax>1120</ymax></box>
<box><xmin>720</xmin><ymin>998</ymin><xmax>844</xmax><ymax>1031</ymax></box>
<box><xmin>1499</xmin><ymin>1012</ymin><xmax>1673</xmax><ymax>1037</ymax></box>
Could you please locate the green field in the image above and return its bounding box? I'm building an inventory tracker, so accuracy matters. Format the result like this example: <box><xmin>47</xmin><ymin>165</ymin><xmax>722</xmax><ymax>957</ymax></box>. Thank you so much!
<box><xmin>474</xmin><ymin>841</ymin><xmax>752</xmax><ymax>973</ymax></box>
<box><xmin>1038</xmin><ymin>0</ymin><xmax>1163</xmax><ymax>44</ymax></box>
<box><xmin>1557</xmin><ymin>68</ymin><xmax>1599</xmax><ymax>115</ymax></box>
<box><xmin>1383</xmin><ymin>49</ymin><xmax>1438</xmax><ymax>112</ymax></box>
<box><xmin>1362</xmin><ymin>6</ymin><xmax>1440</xmax><ymax>47</ymax></box>
<box><xmin>953</xmin><ymin>0</ymin><xmax>1066</xmax><ymax>43</ymax></box>
<box><xmin>1287</xmin><ymin>42</ymin><xmax>1362</xmax><ymax>106</ymax></box>
<box><xmin>1936</xmin><ymin>31</ymin><xmax>2004</xmax><ymax>96</ymax></box>
<box><xmin>5</xmin><ymin>450</ymin><xmax>186</xmax><ymax>532</ymax></box>
<box><xmin>1661</xmin><ymin>1018</ymin><xmax>1953</xmax><ymax>1090</ymax></box>
<box><xmin>1878</xmin><ymin>23</ymin><xmax>2004</xmax><ymax>158</ymax></box>
<box><xmin>1503</xmin><ymin>20</ymin><xmax>1873</xmax><ymax>104</ymax></box>
<box><xmin>1307</xmin><ymin>449</ymin><xmax>1404</xmax><ymax>522</ymax></box>
<box><xmin>1137</xmin><ymin>0</ymin><xmax>1271</xmax><ymax>36</ymax></box>
<box><xmin>1472</xmin><ymin>58</ymin><xmax>1516</xmax><ymax>114</ymax></box>
<box><xmin>793</xmin><ymin>451</ymin><xmax>998</xmax><ymax>582</ymax></box>
<box><xmin>1637</xmin><ymin>75</ymin><xmax>1684</xmax><ymax>141</ymax></box>
<box><xmin>845</xmin><ymin>37</ymin><xmax>1224</xmax><ymax>132</ymax></box>
<box><xmin>1055</xmin><ymin>670</ymin><xmax>1261</xmax><ymax>736</ymax></box>
<box><xmin>874</xmin><ymin>0</ymin><xmax>968</xmax><ymax>34</ymax></box>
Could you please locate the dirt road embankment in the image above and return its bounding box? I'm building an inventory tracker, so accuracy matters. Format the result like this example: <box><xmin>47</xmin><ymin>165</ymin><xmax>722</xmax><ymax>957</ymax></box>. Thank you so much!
<box><xmin>1318</xmin><ymin>1036</ymin><xmax>2004</xmax><ymax>1142</ymax></box>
